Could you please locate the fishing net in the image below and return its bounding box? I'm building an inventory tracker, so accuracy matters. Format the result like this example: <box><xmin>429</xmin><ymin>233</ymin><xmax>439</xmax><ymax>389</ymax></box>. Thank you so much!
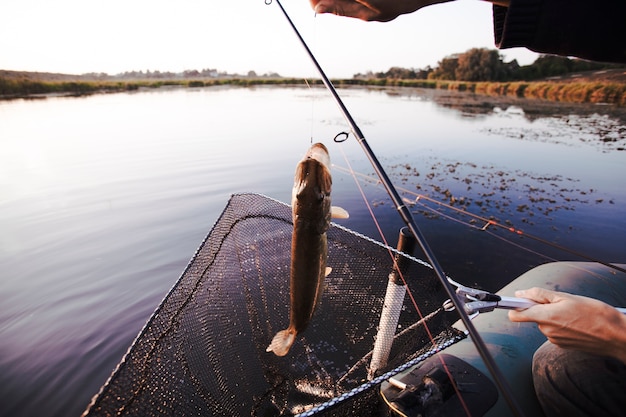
<box><xmin>83</xmin><ymin>193</ymin><xmax>464</xmax><ymax>417</ymax></box>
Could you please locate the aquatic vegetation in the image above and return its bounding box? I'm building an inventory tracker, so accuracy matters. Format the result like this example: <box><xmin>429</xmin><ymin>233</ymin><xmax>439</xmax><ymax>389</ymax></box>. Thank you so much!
<box><xmin>387</xmin><ymin>157</ymin><xmax>611</xmax><ymax>233</ymax></box>
<box><xmin>1</xmin><ymin>72</ymin><xmax>625</xmax><ymax>105</ymax></box>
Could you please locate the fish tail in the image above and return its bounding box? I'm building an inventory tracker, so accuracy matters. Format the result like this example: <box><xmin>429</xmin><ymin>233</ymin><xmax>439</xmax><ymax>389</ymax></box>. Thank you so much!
<box><xmin>266</xmin><ymin>328</ymin><xmax>297</xmax><ymax>357</ymax></box>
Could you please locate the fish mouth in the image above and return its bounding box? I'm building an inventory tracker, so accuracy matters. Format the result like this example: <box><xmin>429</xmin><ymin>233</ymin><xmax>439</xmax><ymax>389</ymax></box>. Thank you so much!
<box><xmin>305</xmin><ymin>143</ymin><xmax>330</xmax><ymax>169</ymax></box>
<box><xmin>292</xmin><ymin>143</ymin><xmax>332</xmax><ymax>200</ymax></box>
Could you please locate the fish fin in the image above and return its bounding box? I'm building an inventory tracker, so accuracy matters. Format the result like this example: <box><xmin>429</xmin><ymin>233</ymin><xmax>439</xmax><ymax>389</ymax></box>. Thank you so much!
<box><xmin>266</xmin><ymin>328</ymin><xmax>297</xmax><ymax>357</ymax></box>
<box><xmin>325</xmin><ymin>267</ymin><xmax>332</xmax><ymax>277</ymax></box>
<box><xmin>331</xmin><ymin>206</ymin><xmax>349</xmax><ymax>219</ymax></box>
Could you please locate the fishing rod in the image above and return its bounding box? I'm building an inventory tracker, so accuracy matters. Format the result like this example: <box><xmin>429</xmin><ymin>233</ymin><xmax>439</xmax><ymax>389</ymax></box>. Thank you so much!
<box><xmin>267</xmin><ymin>1</ymin><xmax>526</xmax><ymax>417</ymax></box>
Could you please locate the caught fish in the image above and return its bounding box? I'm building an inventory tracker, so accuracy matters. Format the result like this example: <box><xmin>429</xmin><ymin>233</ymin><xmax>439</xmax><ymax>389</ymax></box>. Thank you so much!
<box><xmin>267</xmin><ymin>142</ymin><xmax>349</xmax><ymax>357</ymax></box>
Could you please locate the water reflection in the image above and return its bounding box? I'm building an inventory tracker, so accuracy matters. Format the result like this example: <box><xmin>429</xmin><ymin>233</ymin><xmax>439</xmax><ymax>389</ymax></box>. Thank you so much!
<box><xmin>0</xmin><ymin>85</ymin><xmax>625</xmax><ymax>417</ymax></box>
<box><xmin>383</xmin><ymin>86</ymin><xmax>626</xmax><ymax>124</ymax></box>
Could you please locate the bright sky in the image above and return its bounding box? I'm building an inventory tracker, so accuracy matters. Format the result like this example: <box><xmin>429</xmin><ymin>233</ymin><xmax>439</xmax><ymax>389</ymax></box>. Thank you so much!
<box><xmin>0</xmin><ymin>0</ymin><xmax>540</xmax><ymax>78</ymax></box>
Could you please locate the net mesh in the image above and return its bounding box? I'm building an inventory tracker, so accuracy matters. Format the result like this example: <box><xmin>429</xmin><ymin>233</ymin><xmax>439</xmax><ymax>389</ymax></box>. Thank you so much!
<box><xmin>83</xmin><ymin>193</ymin><xmax>461</xmax><ymax>417</ymax></box>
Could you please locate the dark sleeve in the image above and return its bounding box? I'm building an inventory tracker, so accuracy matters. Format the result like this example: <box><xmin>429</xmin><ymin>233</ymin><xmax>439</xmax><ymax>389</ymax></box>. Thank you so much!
<box><xmin>493</xmin><ymin>0</ymin><xmax>626</xmax><ymax>63</ymax></box>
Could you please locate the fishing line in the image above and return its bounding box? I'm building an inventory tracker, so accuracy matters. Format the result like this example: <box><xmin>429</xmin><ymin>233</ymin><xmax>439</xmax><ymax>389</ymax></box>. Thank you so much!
<box><xmin>335</xmin><ymin>143</ymin><xmax>434</xmax><ymax>336</ymax></box>
<box><xmin>266</xmin><ymin>1</ymin><xmax>526</xmax><ymax>416</ymax></box>
<box><xmin>303</xmin><ymin>77</ymin><xmax>315</xmax><ymax>143</ymax></box>
<box><xmin>297</xmin><ymin>12</ymin><xmax>443</xmax><ymax>390</ymax></box>
<box><xmin>305</xmin><ymin>11</ymin><xmax>326</xmax><ymax>145</ymax></box>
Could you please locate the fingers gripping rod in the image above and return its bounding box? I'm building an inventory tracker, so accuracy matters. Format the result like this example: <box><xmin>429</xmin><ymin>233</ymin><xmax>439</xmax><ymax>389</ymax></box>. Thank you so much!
<box><xmin>267</xmin><ymin>1</ymin><xmax>526</xmax><ymax>416</ymax></box>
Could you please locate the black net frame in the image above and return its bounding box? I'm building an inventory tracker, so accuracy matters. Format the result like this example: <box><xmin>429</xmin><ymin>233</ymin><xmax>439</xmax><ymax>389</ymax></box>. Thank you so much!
<box><xmin>83</xmin><ymin>193</ymin><xmax>461</xmax><ymax>417</ymax></box>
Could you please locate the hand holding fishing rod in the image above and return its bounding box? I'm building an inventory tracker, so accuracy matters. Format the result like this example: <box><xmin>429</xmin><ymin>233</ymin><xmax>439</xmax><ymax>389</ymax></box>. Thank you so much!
<box><xmin>310</xmin><ymin>0</ymin><xmax>454</xmax><ymax>22</ymax></box>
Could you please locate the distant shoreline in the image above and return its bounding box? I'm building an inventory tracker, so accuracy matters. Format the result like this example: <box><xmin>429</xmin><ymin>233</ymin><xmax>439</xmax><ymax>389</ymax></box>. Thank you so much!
<box><xmin>1</xmin><ymin>70</ymin><xmax>625</xmax><ymax>105</ymax></box>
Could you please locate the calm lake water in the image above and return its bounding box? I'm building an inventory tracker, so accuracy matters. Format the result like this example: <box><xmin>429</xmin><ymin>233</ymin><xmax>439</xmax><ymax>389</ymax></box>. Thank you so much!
<box><xmin>1</xmin><ymin>85</ymin><xmax>625</xmax><ymax>417</ymax></box>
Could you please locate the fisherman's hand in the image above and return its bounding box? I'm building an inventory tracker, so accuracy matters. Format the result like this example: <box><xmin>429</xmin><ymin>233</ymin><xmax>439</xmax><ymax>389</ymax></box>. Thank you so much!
<box><xmin>509</xmin><ymin>287</ymin><xmax>626</xmax><ymax>364</ymax></box>
<box><xmin>309</xmin><ymin>0</ymin><xmax>453</xmax><ymax>22</ymax></box>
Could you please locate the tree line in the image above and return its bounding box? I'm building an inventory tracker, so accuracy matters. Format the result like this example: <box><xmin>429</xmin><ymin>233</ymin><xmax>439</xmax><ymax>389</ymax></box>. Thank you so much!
<box><xmin>355</xmin><ymin>48</ymin><xmax>624</xmax><ymax>82</ymax></box>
